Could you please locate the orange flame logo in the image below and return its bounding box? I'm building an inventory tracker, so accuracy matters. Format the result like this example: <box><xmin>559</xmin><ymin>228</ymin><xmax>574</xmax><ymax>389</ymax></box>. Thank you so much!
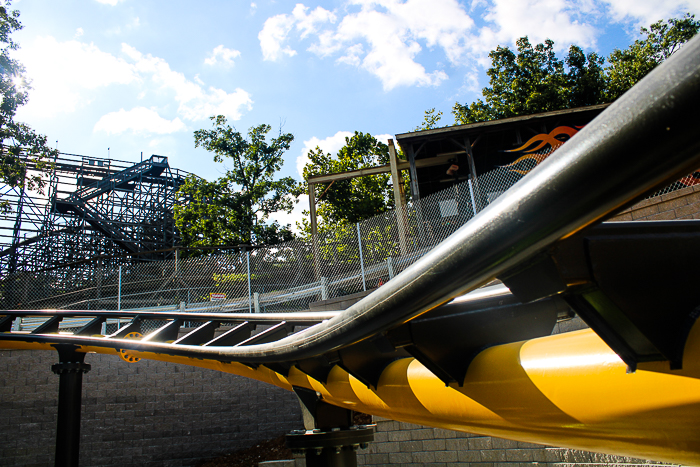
<box><xmin>503</xmin><ymin>126</ymin><xmax>580</xmax><ymax>175</ymax></box>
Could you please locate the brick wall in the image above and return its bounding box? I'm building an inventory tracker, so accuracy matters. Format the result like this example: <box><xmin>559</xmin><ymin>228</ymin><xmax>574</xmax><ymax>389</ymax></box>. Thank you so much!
<box><xmin>0</xmin><ymin>350</ymin><xmax>302</xmax><ymax>467</ymax></box>
<box><xmin>356</xmin><ymin>420</ymin><xmax>677</xmax><ymax>466</ymax></box>
<box><xmin>610</xmin><ymin>185</ymin><xmax>700</xmax><ymax>221</ymax></box>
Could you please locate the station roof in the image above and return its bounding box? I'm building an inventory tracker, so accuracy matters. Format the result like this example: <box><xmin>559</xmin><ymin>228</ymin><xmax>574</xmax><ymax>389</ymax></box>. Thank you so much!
<box><xmin>394</xmin><ymin>103</ymin><xmax>610</xmax><ymax>151</ymax></box>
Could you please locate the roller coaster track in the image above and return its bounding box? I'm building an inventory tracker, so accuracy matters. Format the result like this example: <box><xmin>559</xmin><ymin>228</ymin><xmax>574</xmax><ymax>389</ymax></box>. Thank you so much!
<box><xmin>4</xmin><ymin>35</ymin><xmax>700</xmax><ymax>465</ymax></box>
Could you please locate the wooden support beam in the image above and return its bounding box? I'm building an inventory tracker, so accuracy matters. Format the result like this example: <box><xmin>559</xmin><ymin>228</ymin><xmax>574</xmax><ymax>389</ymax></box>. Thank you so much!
<box><xmin>307</xmin><ymin>156</ymin><xmax>454</xmax><ymax>185</ymax></box>
<box><xmin>308</xmin><ymin>183</ymin><xmax>321</xmax><ymax>281</ymax></box>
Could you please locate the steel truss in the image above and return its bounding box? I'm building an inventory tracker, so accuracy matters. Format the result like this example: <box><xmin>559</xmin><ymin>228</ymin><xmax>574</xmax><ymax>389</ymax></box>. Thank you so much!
<box><xmin>0</xmin><ymin>151</ymin><xmax>189</xmax><ymax>280</ymax></box>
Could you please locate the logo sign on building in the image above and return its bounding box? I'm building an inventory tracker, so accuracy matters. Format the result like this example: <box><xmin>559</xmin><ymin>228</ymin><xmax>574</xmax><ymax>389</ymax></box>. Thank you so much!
<box><xmin>210</xmin><ymin>292</ymin><xmax>226</xmax><ymax>301</ymax></box>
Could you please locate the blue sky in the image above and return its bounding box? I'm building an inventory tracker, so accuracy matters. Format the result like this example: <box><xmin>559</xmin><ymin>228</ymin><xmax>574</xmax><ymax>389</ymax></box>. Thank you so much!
<box><xmin>10</xmin><ymin>0</ymin><xmax>700</xmax><ymax>228</ymax></box>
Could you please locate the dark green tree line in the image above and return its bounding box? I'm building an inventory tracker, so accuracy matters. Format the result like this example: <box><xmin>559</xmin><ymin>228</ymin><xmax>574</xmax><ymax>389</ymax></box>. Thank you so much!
<box><xmin>451</xmin><ymin>14</ymin><xmax>700</xmax><ymax>125</ymax></box>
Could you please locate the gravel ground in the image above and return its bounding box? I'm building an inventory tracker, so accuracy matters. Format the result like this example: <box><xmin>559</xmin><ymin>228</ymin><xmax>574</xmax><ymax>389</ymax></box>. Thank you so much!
<box><xmin>195</xmin><ymin>435</ymin><xmax>293</xmax><ymax>467</ymax></box>
<box><xmin>195</xmin><ymin>413</ymin><xmax>372</xmax><ymax>467</ymax></box>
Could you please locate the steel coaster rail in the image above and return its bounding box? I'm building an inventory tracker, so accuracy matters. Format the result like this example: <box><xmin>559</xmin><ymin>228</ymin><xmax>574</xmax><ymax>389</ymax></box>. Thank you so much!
<box><xmin>2</xmin><ymin>310</ymin><xmax>339</xmax><ymax>324</ymax></box>
<box><xmin>2</xmin><ymin>35</ymin><xmax>700</xmax><ymax>365</ymax></box>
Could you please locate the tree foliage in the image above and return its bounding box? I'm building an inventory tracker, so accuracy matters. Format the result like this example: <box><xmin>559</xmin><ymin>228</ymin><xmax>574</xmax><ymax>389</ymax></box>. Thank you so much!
<box><xmin>452</xmin><ymin>14</ymin><xmax>699</xmax><ymax>125</ymax></box>
<box><xmin>606</xmin><ymin>14</ymin><xmax>700</xmax><ymax>99</ymax></box>
<box><xmin>453</xmin><ymin>38</ymin><xmax>606</xmax><ymax>124</ymax></box>
<box><xmin>174</xmin><ymin>117</ymin><xmax>296</xmax><ymax>251</ymax></box>
<box><xmin>414</xmin><ymin>108</ymin><xmax>443</xmax><ymax>131</ymax></box>
<box><xmin>298</xmin><ymin>132</ymin><xmax>402</xmax><ymax>231</ymax></box>
<box><xmin>0</xmin><ymin>2</ymin><xmax>57</xmax><ymax>210</ymax></box>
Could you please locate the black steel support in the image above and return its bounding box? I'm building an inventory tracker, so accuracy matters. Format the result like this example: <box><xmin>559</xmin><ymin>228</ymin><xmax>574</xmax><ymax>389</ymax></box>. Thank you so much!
<box><xmin>52</xmin><ymin>346</ymin><xmax>91</xmax><ymax>467</ymax></box>
<box><xmin>286</xmin><ymin>386</ymin><xmax>374</xmax><ymax>467</ymax></box>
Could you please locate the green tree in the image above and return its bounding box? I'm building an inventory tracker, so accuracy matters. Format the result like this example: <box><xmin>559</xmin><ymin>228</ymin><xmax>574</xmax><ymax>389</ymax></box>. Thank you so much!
<box><xmin>415</xmin><ymin>108</ymin><xmax>443</xmax><ymax>131</ymax></box>
<box><xmin>174</xmin><ymin>117</ymin><xmax>296</xmax><ymax>251</ymax></box>
<box><xmin>298</xmin><ymin>132</ymin><xmax>397</xmax><ymax>231</ymax></box>
<box><xmin>453</xmin><ymin>38</ymin><xmax>606</xmax><ymax>125</ymax></box>
<box><xmin>452</xmin><ymin>14</ymin><xmax>699</xmax><ymax>125</ymax></box>
<box><xmin>606</xmin><ymin>14</ymin><xmax>700</xmax><ymax>100</ymax></box>
<box><xmin>0</xmin><ymin>2</ymin><xmax>57</xmax><ymax>211</ymax></box>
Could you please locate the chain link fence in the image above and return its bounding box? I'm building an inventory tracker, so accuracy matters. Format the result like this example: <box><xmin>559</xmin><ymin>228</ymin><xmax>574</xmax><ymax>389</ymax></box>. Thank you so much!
<box><xmin>1</xmin><ymin>161</ymin><xmax>697</xmax><ymax>319</ymax></box>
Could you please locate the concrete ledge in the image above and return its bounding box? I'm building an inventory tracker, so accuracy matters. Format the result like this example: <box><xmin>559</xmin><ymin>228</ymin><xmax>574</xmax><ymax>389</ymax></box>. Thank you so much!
<box><xmin>258</xmin><ymin>460</ymin><xmax>295</xmax><ymax>467</ymax></box>
<box><xmin>309</xmin><ymin>288</ymin><xmax>377</xmax><ymax>311</ymax></box>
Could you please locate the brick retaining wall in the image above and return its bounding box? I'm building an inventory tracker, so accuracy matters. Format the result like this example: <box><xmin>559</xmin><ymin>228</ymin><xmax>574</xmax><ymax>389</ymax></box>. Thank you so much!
<box><xmin>610</xmin><ymin>185</ymin><xmax>700</xmax><ymax>221</ymax></box>
<box><xmin>357</xmin><ymin>419</ymin><xmax>677</xmax><ymax>466</ymax></box>
<box><xmin>0</xmin><ymin>350</ymin><xmax>302</xmax><ymax>466</ymax></box>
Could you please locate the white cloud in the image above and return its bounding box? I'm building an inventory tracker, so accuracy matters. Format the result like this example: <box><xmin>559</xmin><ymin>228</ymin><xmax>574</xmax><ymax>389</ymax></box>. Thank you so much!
<box><xmin>259</xmin><ymin>13</ymin><xmax>298</xmax><ymax>60</ymax></box>
<box><xmin>121</xmin><ymin>43</ymin><xmax>253</xmax><ymax>121</ymax></box>
<box><xmin>15</xmin><ymin>36</ymin><xmax>137</xmax><ymax>118</ymax></box>
<box><xmin>259</xmin><ymin>4</ymin><xmax>336</xmax><ymax>61</ymax></box>
<box><xmin>179</xmin><ymin>87</ymin><xmax>253</xmax><ymax>121</ymax></box>
<box><xmin>95</xmin><ymin>0</ymin><xmax>125</xmax><ymax>5</ymax></box>
<box><xmin>598</xmin><ymin>0</ymin><xmax>700</xmax><ymax>27</ymax></box>
<box><xmin>204</xmin><ymin>45</ymin><xmax>241</xmax><ymax>66</ymax></box>
<box><xmin>262</xmin><ymin>0</ymin><xmax>467</xmax><ymax>90</ymax></box>
<box><xmin>250</xmin><ymin>2</ymin><xmax>258</xmax><ymax>15</ymax></box>
<box><xmin>94</xmin><ymin>107</ymin><xmax>186</xmax><ymax>135</ymax></box>
<box><xmin>293</xmin><ymin>4</ymin><xmax>337</xmax><ymax>38</ymax></box>
<box><xmin>14</xmin><ymin>36</ymin><xmax>253</xmax><ymax>130</ymax></box>
<box><xmin>296</xmin><ymin>131</ymin><xmax>354</xmax><ymax>178</ymax></box>
<box><xmin>476</xmin><ymin>0</ymin><xmax>599</xmax><ymax>55</ymax></box>
<box><xmin>261</xmin><ymin>0</ymin><xmax>697</xmax><ymax>91</ymax></box>
<box><xmin>75</xmin><ymin>28</ymin><xmax>84</xmax><ymax>38</ymax></box>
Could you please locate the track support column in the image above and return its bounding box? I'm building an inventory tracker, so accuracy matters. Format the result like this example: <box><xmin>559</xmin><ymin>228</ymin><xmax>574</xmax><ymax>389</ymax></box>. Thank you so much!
<box><xmin>286</xmin><ymin>387</ymin><xmax>374</xmax><ymax>467</ymax></box>
<box><xmin>52</xmin><ymin>346</ymin><xmax>91</xmax><ymax>467</ymax></box>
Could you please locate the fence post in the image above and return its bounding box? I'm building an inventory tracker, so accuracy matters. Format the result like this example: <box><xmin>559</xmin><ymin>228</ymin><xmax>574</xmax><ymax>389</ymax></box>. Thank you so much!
<box><xmin>247</xmin><ymin>250</ymin><xmax>252</xmax><ymax>313</ymax></box>
<box><xmin>468</xmin><ymin>179</ymin><xmax>478</xmax><ymax>215</ymax></box>
<box><xmin>387</xmin><ymin>257</ymin><xmax>394</xmax><ymax>279</ymax></box>
<box><xmin>117</xmin><ymin>265</ymin><xmax>122</xmax><ymax>311</ymax></box>
<box><xmin>117</xmin><ymin>265</ymin><xmax>122</xmax><ymax>329</ymax></box>
<box><xmin>357</xmin><ymin>223</ymin><xmax>366</xmax><ymax>292</ymax></box>
<box><xmin>96</xmin><ymin>263</ymin><xmax>103</xmax><ymax>303</ymax></box>
<box><xmin>464</xmin><ymin>136</ymin><xmax>481</xmax><ymax>211</ymax></box>
<box><xmin>321</xmin><ymin>276</ymin><xmax>327</xmax><ymax>301</ymax></box>
<box><xmin>254</xmin><ymin>292</ymin><xmax>260</xmax><ymax>313</ymax></box>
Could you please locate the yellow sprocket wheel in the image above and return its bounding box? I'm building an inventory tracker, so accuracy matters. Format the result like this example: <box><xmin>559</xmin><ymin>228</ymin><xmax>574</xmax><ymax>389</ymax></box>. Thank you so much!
<box><xmin>118</xmin><ymin>331</ymin><xmax>142</xmax><ymax>363</ymax></box>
